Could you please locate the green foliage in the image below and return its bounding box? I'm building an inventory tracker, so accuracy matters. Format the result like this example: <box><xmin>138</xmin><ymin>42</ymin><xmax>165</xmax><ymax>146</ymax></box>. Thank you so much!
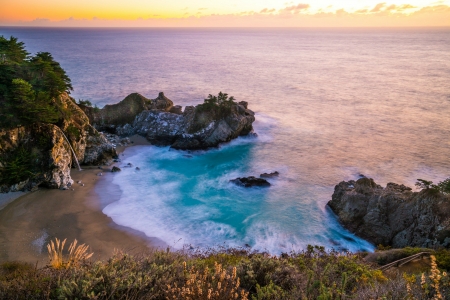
<box><xmin>415</xmin><ymin>177</ymin><xmax>450</xmax><ymax>195</ymax></box>
<box><xmin>5</xmin><ymin>246</ymin><xmax>450</xmax><ymax>299</ymax></box>
<box><xmin>66</xmin><ymin>124</ymin><xmax>81</xmax><ymax>140</ymax></box>
<box><xmin>435</xmin><ymin>248</ymin><xmax>450</xmax><ymax>271</ymax></box>
<box><xmin>0</xmin><ymin>35</ymin><xmax>73</xmax><ymax>128</ymax></box>
<box><xmin>189</xmin><ymin>91</ymin><xmax>237</xmax><ymax>133</ymax></box>
<box><xmin>0</xmin><ymin>146</ymin><xmax>37</xmax><ymax>186</ymax></box>
<box><xmin>77</xmin><ymin>99</ymin><xmax>92</xmax><ymax>107</ymax></box>
<box><xmin>198</xmin><ymin>91</ymin><xmax>235</xmax><ymax>115</ymax></box>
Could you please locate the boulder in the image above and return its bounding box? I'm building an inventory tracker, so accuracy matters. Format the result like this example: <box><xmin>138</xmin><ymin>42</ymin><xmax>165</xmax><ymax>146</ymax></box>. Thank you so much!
<box><xmin>230</xmin><ymin>176</ymin><xmax>271</xmax><ymax>188</ymax></box>
<box><xmin>327</xmin><ymin>178</ymin><xmax>450</xmax><ymax>248</ymax></box>
<box><xmin>260</xmin><ymin>171</ymin><xmax>279</xmax><ymax>178</ymax></box>
<box><xmin>80</xmin><ymin>93</ymin><xmax>153</xmax><ymax>130</ymax></box>
<box><xmin>112</xmin><ymin>166</ymin><xmax>121</xmax><ymax>172</ymax></box>
<box><xmin>152</xmin><ymin>92</ymin><xmax>174</xmax><ymax>111</ymax></box>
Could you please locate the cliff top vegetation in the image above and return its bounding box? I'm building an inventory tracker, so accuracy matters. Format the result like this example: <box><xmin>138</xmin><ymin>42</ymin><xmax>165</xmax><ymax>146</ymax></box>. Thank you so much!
<box><xmin>0</xmin><ymin>36</ymin><xmax>73</xmax><ymax>128</ymax></box>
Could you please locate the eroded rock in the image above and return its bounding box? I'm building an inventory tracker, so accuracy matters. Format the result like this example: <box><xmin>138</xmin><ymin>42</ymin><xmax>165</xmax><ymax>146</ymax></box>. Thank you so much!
<box><xmin>327</xmin><ymin>178</ymin><xmax>450</xmax><ymax>248</ymax></box>
<box><xmin>230</xmin><ymin>176</ymin><xmax>271</xmax><ymax>188</ymax></box>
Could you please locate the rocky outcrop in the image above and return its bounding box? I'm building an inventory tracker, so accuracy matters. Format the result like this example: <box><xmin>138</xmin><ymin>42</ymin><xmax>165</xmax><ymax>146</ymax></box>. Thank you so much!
<box><xmin>260</xmin><ymin>171</ymin><xmax>279</xmax><ymax>178</ymax></box>
<box><xmin>327</xmin><ymin>178</ymin><xmax>450</xmax><ymax>248</ymax></box>
<box><xmin>133</xmin><ymin>97</ymin><xmax>255</xmax><ymax>150</ymax></box>
<box><xmin>230</xmin><ymin>177</ymin><xmax>271</xmax><ymax>188</ymax></box>
<box><xmin>0</xmin><ymin>123</ymin><xmax>74</xmax><ymax>192</ymax></box>
<box><xmin>86</xmin><ymin>92</ymin><xmax>256</xmax><ymax>150</ymax></box>
<box><xmin>0</xmin><ymin>93</ymin><xmax>117</xmax><ymax>192</ymax></box>
<box><xmin>56</xmin><ymin>93</ymin><xmax>116</xmax><ymax>165</ymax></box>
<box><xmin>80</xmin><ymin>92</ymin><xmax>171</xmax><ymax>132</ymax></box>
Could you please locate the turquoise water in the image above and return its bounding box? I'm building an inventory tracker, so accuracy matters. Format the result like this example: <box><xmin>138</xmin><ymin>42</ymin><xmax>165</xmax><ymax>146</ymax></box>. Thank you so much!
<box><xmin>1</xmin><ymin>27</ymin><xmax>449</xmax><ymax>253</ymax></box>
<box><xmin>104</xmin><ymin>115</ymin><xmax>374</xmax><ymax>252</ymax></box>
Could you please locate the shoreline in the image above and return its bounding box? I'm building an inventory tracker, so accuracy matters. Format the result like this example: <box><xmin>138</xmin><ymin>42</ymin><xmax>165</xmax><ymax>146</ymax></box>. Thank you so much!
<box><xmin>0</xmin><ymin>135</ymin><xmax>162</xmax><ymax>266</ymax></box>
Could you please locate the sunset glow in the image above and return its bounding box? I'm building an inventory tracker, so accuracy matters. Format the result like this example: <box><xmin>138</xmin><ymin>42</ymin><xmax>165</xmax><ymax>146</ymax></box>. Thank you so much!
<box><xmin>1</xmin><ymin>0</ymin><xmax>450</xmax><ymax>26</ymax></box>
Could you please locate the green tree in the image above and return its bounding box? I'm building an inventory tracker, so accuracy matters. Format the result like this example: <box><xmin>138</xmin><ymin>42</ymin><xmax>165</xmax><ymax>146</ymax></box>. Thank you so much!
<box><xmin>10</xmin><ymin>78</ymin><xmax>59</xmax><ymax>124</ymax></box>
<box><xmin>0</xmin><ymin>36</ymin><xmax>73</xmax><ymax>128</ymax></box>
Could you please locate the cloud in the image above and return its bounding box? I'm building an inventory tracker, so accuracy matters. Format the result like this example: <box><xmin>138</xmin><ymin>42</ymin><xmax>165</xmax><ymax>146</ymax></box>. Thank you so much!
<box><xmin>398</xmin><ymin>4</ymin><xmax>416</xmax><ymax>10</ymax></box>
<box><xmin>385</xmin><ymin>4</ymin><xmax>397</xmax><ymax>11</ymax></box>
<box><xmin>198</xmin><ymin>8</ymin><xmax>207</xmax><ymax>11</ymax></box>
<box><xmin>280</xmin><ymin>3</ymin><xmax>310</xmax><ymax>14</ymax></box>
<box><xmin>260</xmin><ymin>8</ymin><xmax>276</xmax><ymax>14</ymax></box>
<box><xmin>371</xmin><ymin>3</ymin><xmax>386</xmax><ymax>12</ymax></box>
<box><xmin>2</xmin><ymin>4</ymin><xmax>449</xmax><ymax>28</ymax></box>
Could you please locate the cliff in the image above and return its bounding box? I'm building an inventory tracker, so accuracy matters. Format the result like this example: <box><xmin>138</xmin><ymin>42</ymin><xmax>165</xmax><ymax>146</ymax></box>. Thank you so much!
<box><xmin>327</xmin><ymin>178</ymin><xmax>450</xmax><ymax>248</ymax></box>
<box><xmin>0</xmin><ymin>93</ymin><xmax>116</xmax><ymax>192</ymax></box>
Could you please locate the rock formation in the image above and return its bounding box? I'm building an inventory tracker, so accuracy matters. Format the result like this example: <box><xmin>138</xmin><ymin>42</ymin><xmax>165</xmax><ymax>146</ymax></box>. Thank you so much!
<box><xmin>327</xmin><ymin>178</ymin><xmax>450</xmax><ymax>248</ymax></box>
<box><xmin>0</xmin><ymin>93</ymin><xmax>117</xmax><ymax>192</ymax></box>
<box><xmin>230</xmin><ymin>176</ymin><xmax>271</xmax><ymax>188</ymax></box>
<box><xmin>83</xmin><ymin>92</ymin><xmax>256</xmax><ymax>150</ymax></box>
<box><xmin>0</xmin><ymin>123</ymin><xmax>74</xmax><ymax>192</ymax></box>
<box><xmin>260</xmin><ymin>171</ymin><xmax>279</xmax><ymax>178</ymax></box>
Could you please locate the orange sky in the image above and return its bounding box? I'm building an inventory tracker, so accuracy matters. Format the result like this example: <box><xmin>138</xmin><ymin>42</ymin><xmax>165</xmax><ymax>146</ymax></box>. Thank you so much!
<box><xmin>1</xmin><ymin>0</ymin><xmax>450</xmax><ymax>27</ymax></box>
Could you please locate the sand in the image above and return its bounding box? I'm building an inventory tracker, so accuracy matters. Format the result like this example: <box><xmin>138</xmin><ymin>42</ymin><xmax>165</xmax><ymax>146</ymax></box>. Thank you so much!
<box><xmin>0</xmin><ymin>135</ymin><xmax>164</xmax><ymax>266</ymax></box>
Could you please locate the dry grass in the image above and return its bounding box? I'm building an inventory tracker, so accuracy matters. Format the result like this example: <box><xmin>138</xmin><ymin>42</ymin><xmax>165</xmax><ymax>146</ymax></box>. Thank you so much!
<box><xmin>166</xmin><ymin>261</ymin><xmax>249</xmax><ymax>300</ymax></box>
<box><xmin>46</xmin><ymin>238</ymin><xmax>93</xmax><ymax>269</ymax></box>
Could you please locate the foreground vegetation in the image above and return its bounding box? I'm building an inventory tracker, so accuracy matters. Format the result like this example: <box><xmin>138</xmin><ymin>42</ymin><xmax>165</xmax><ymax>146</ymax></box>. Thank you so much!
<box><xmin>2</xmin><ymin>241</ymin><xmax>450</xmax><ymax>299</ymax></box>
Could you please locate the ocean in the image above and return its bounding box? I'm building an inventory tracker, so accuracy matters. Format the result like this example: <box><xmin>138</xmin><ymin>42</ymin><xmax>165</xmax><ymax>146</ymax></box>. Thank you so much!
<box><xmin>1</xmin><ymin>27</ymin><xmax>449</xmax><ymax>253</ymax></box>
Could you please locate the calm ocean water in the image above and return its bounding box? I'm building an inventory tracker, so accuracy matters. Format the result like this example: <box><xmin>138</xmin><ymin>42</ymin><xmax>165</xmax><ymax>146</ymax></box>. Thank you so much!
<box><xmin>1</xmin><ymin>27</ymin><xmax>449</xmax><ymax>253</ymax></box>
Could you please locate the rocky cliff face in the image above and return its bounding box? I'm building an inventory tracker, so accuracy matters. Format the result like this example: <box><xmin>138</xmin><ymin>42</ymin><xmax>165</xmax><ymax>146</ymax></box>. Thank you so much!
<box><xmin>0</xmin><ymin>93</ymin><xmax>117</xmax><ymax>192</ymax></box>
<box><xmin>0</xmin><ymin>123</ymin><xmax>73</xmax><ymax>192</ymax></box>
<box><xmin>56</xmin><ymin>93</ymin><xmax>117</xmax><ymax>165</ymax></box>
<box><xmin>327</xmin><ymin>178</ymin><xmax>450</xmax><ymax>248</ymax></box>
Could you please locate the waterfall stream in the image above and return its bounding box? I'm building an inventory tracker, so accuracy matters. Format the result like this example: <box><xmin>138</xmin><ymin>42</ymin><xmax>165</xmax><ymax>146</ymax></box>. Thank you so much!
<box><xmin>60</xmin><ymin>129</ymin><xmax>82</xmax><ymax>171</ymax></box>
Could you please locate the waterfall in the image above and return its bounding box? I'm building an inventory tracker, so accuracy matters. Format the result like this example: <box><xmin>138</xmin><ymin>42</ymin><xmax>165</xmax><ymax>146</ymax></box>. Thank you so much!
<box><xmin>60</xmin><ymin>129</ymin><xmax>82</xmax><ymax>171</ymax></box>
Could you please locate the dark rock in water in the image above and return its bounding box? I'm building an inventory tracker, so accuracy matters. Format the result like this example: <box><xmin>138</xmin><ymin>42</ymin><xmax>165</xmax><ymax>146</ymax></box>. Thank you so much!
<box><xmin>135</xmin><ymin>167</ymin><xmax>140</xmax><ymax>171</ymax></box>
<box><xmin>260</xmin><ymin>171</ymin><xmax>279</xmax><ymax>178</ymax></box>
<box><xmin>230</xmin><ymin>176</ymin><xmax>270</xmax><ymax>188</ymax></box>
<box><xmin>112</xmin><ymin>166</ymin><xmax>121</xmax><ymax>172</ymax></box>
<box><xmin>327</xmin><ymin>178</ymin><xmax>450</xmax><ymax>248</ymax></box>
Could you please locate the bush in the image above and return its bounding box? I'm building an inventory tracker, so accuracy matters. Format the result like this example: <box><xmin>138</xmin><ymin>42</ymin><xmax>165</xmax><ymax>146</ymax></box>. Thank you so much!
<box><xmin>0</xmin><ymin>146</ymin><xmax>37</xmax><ymax>186</ymax></box>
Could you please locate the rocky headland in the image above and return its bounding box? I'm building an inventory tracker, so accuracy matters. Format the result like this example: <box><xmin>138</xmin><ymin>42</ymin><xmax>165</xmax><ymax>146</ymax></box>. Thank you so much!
<box><xmin>0</xmin><ymin>93</ymin><xmax>116</xmax><ymax>192</ymax></box>
<box><xmin>327</xmin><ymin>177</ymin><xmax>450</xmax><ymax>248</ymax></box>
<box><xmin>80</xmin><ymin>92</ymin><xmax>256</xmax><ymax>150</ymax></box>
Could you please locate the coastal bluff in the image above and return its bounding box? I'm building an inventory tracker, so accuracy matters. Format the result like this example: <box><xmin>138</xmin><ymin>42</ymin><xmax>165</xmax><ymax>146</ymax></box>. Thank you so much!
<box><xmin>327</xmin><ymin>178</ymin><xmax>450</xmax><ymax>248</ymax></box>
<box><xmin>80</xmin><ymin>92</ymin><xmax>256</xmax><ymax>150</ymax></box>
<box><xmin>0</xmin><ymin>93</ymin><xmax>116</xmax><ymax>192</ymax></box>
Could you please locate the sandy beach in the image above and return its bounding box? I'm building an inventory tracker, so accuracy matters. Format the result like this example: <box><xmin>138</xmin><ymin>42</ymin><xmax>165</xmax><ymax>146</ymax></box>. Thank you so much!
<box><xmin>0</xmin><ymin>135</ymin><xmax>163</xmax><ymax>266</ymax></box>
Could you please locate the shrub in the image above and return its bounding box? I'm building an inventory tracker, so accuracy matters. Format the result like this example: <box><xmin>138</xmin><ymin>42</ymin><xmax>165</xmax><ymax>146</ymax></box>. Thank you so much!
<box><xmin>0</xmin><ymin>145</ymin><xmax>37</xmax><ymax>186</ymax></box>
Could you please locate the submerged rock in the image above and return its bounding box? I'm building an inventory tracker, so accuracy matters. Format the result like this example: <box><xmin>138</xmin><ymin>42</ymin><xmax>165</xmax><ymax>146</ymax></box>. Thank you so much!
<box><xmin>260</xmin><ymin>171</ymin><xmax>279</xmax><ymax>178</ymax></box>
<box><xmin>327</xmin><ymin>178</ymin><xmax>450</xmax><ymax>248</ymax></box>
<box><xmin>230</xmin><ymin>176</ymin><xmax>271</xmax><ymax>188</ymax></box>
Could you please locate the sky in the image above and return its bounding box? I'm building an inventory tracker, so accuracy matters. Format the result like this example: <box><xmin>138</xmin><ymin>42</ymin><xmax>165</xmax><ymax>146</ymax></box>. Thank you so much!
<box><xmin>1</xmin><ymin>0</ymin><xmax>450</xmax><ymax>27</ymax></box>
